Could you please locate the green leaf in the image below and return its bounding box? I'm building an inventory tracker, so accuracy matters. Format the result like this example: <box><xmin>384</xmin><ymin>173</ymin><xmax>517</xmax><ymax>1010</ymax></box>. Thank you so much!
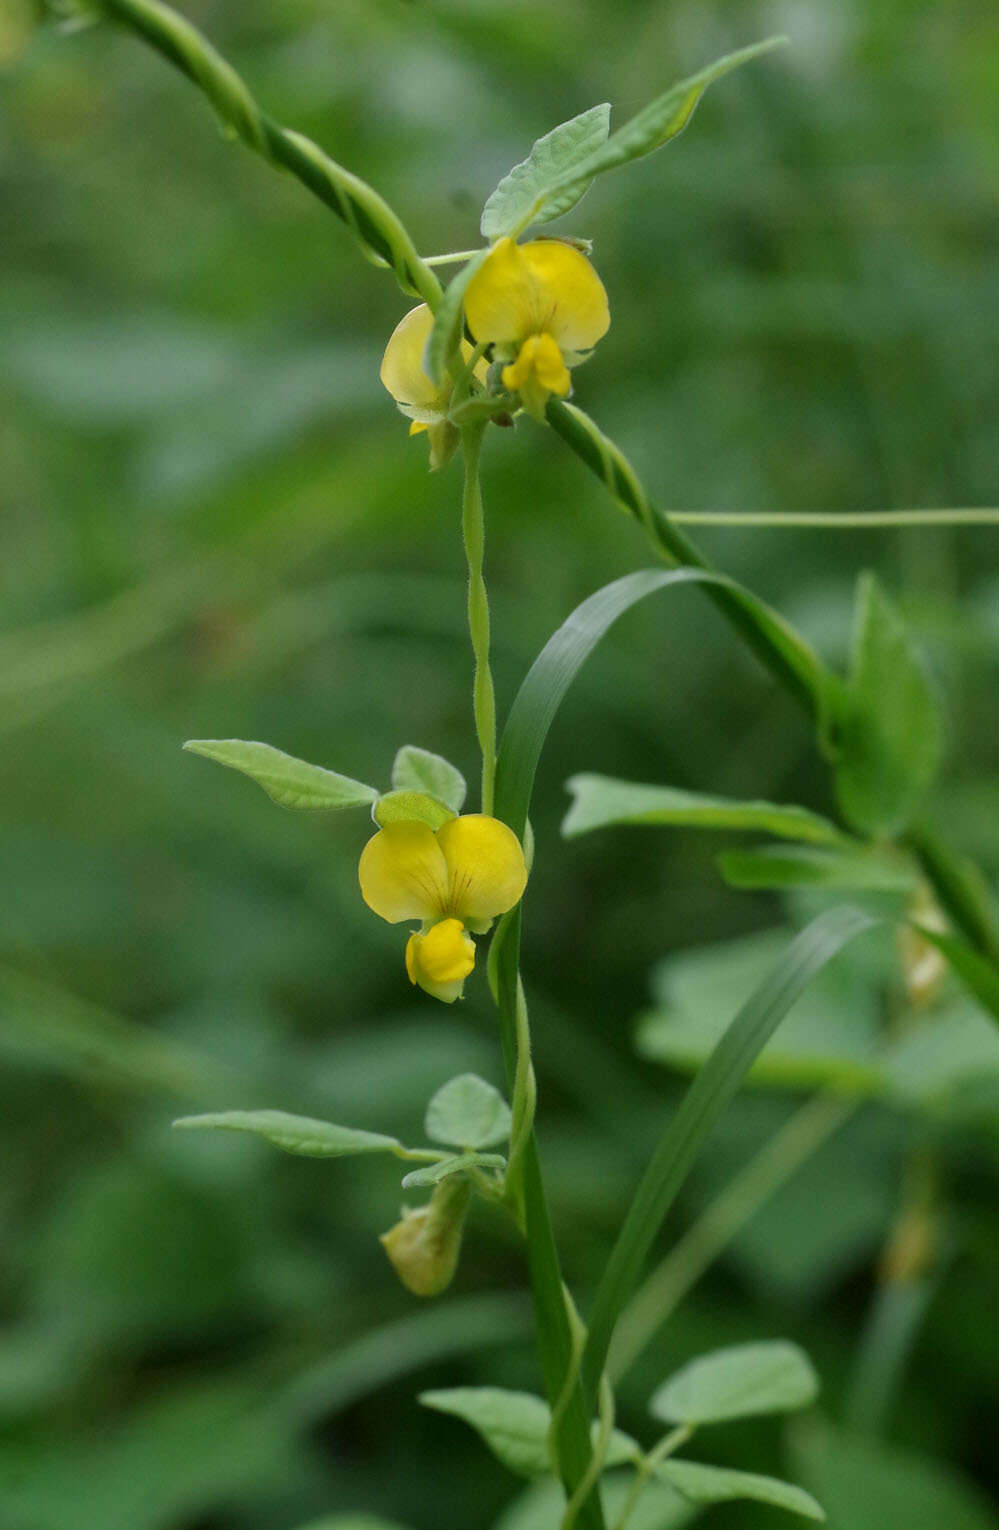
<box><xmin>391</xmin><ymin>745</ymin><xmax>467</xmax><ymax>811</ymax></box>
<box><xmin>495</xmin><ymin>1472</ymin><xmax>696</xmax><ymax>1530</ymax></box>
<box><xmin>425</xmin><ymin>247</ymin><xmax>490</xmax><ymax>386</ymax></box>
<box><xmin>480</xmin><ymin>103</ymin><xmax>611</xmax><ymax>241</ymax></box>
<box><xmin>580</xmin><ymin>905</ymin><xmax>879</xmax><ymax>1400</ymax></box>
<box><xmin>563</xmin><ymin>773</ymin><xmax>843</xmax><ymax>844</ymax></box>
<box><xmin>509</xmin><ymin>40</ymin><xmax>786</xmax><ymax>235</ymax></box>
<box><xmin>172</xmin><ymin>1109</ymin><xmax>402</xmax><ymax>1158</ymax></box>
<box><xmin>834</xmin><ymin>573</ymin><xmax>943</xmax><ymax>836</ymax></box>
<box><xmin>908</xmin><ymin>822</ymin><xmax>999</xmax><ymax>965</ymax></box>
<box><xmin>424</xmin><ymin>1073</ymin><xmax>512</xmax><ymax>1149</ymax></box>
<box><xmin>401</xmin><ymin>1151</ymin><xmax>506</xmax><ymax>1188</ymax></box>
<box><xmin>651</xmin><ymin>1341</ymin><xmax>819</xmax><ymax>1425</ymax></box>
<box><xmin>419</xmin><ymin>1388</ymin><xmax>639</xmax><ymax>1479</ymax></box>
<box><xmin>374</xmin><ymin>790</ymin><xmax>456</xmax><ymax>829</ymax></box>
<box><xmin>657</xmin><ymin>1460</ymin><xmax>824</xmax><ymax>1520</ymax></box>
<box><xmin>183</xmin><ymin>738</ymin><xmax>378</xmax><ymax>811</ymax></box>
<box><xmin>718</xmin><ymin>844</ymin><xmax>916</xmax><ymax>893</ymax></box>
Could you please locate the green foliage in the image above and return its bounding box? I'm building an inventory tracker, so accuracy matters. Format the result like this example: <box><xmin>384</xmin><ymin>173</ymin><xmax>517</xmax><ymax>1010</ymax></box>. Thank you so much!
<box><xmin>424</xmin><ymin>1073</ymin><xmax>512</xmax><ymax>1149</ymax></box>
<box><xmin>718</xmin><ymin>844</ymin><xmax>916</xmax><ymax>893</ymax></box>
<box><xmin>495</xmin><ymin>1472</ymin><xmax>695</xmax><ymax>1530</ymax></box>
<box><xmin>183</xmin><ymin>738</ymin><xmax>378</xmax><ymax>810</ymax></box>
<box><xmin>650</xmin><ymin>1340</ymin><xmax>819</xmax><ymax>1424</ymax></box>
<box><xmin>425</xmin><ymin>248</ymin><xmax>490</xmax><ymax>386</ymax></box>
<box><xmin>419</xmin><ymin>1387</ymin><xmax>638</xmax><ymax>1478</ymax></box>
<box><xmin>480</xmin><ymin>103</ymin><xmax>611</xmax><ymax>241</ymax></box>
<box><xmin>563</xmin><ymin>772</ymin><xmax>844</xmax><ymax>843</ymax></box>
<box><xmin>835</xmin><ymin>574</ymin><xmax>944</xmax><ymax>836</ymax></box>
<box><xmin>391</xmin><ymin>745</ymin><xmax>467</xmax><ymax>812</ymax></box>
<box><xmin>401</xmin><ymin>1151</ymin><xmax>506</xmax><ymax>1188</ymax></box>
<box><xmin>172</xmin><ymin>1109</ymin><xmax>404</xmax><ymax>1158</ymax></box>
<box><xmin>482</xmin><ymin>41</ymin><xmax>785</xmax><ymax>240</ymax></box>
<box><xmin>657</xmin><ymin>1459</ymin><xmax>824</xmax><ymax>1520</ymax></box>
<box><xmin>373</xmin><ymin>790</ymin><xmax>456</xmax><ymax>829</ymax></box>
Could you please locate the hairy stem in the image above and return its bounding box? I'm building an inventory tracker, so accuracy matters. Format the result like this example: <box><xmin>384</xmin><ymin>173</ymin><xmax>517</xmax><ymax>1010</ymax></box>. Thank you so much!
<box><xmin>93</xmin><ymin>0</ymin><xmax>441</xmax><ymax>306</ymax></box>
<box><xmin>460</xmin><ymin>424</ymin><xmax>498</xmax><ymax>815</ymax></box>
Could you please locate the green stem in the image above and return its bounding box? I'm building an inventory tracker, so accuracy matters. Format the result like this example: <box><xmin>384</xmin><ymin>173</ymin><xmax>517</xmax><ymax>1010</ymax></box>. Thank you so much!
<box><xmin>669</xmin><ymin>508</ymin><xmax>999</xmax><ymax>528</ymax></box>
<box><xmin>460</xmin><ymin>424</ymin><xmax>498</xmax><ymax>815</ymax></box>
<box><xmin>611</xmin><ymin>1426</ymin><xmax>693</xmax><ymax>1530</ymax></box>
<box><xmin>494</xmin><ymin>911</ymin><xmax>606</xmax><ymax>1530</ymax></box>
<box><xmin>93</xmin><ymin>0</ymin><xmax>441</xmax><ymax>306</ymax></box>
<box><xmin>608</xmin><ymin>1093</ymin><xmax>855</xmax><ymax>1381</ymax></box>
<box><xmin>545</xmin><ymin>399</ymin><xmax>837</xmax><ymax>725</ymax></box>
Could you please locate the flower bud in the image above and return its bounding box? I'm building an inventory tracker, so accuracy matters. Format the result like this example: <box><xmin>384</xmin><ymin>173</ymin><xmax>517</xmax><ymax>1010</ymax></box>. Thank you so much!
<box><xmin>379</xmin><ymin>1176</ymin><xmax>472</xmax><ymax>1297</ymax></box>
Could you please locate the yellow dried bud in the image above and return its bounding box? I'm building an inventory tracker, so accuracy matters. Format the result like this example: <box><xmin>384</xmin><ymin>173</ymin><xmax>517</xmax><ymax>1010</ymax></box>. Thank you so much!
<box><xmin>379</xmin><ymin>1176</ymin><xmax>472</xmax><ymax>1297</ymax></box>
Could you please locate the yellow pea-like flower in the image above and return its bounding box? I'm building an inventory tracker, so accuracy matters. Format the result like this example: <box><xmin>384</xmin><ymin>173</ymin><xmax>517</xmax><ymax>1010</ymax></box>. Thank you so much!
<box><xmin>358</xmin><ymin>815</ymin><xmax>528</xmax><ymax>1002</ymax></box>
<box><xmin>379</xmin><ymin>304</ymin><xmax>486</xmax><ymax>470</ymax></box>
<box><xmin>464</xmin><ymin>236</ymin><xmax>610</xmax><ymax>419</ymax></box>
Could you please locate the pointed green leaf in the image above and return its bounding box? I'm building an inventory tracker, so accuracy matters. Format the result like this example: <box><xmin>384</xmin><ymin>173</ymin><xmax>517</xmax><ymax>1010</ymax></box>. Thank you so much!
<box><xmin>374</xmin><ymin>790</ymin><xmax>456</xmax><ymax>830</ymax></box>
<box><xmin>419</xmin><ymin>1388</ymin><xmax>639</xmax><ymax>1479</ymax></box>
<box><xmin>506</xmin><ymin>40</ymin><xmax>785</xmax><ymax>236</ymax></box>
<box><xmin>718</xmin><ymin>843</ymin><xmax>916</xmax><ymax>893</ymax></box>
<box><xmin>658</xmin><ymin>1460</ymin><xmax>824</xmax><ymax>1521</ymax></box>
<box><xmin>481</xmin><ymin>103</ymin><xmax>611</xmax><ymax>241</ymax></box>
<box><xmin>172</xmin><ymin>1109</ymin><xmax>402</xmax><ymax>1159</ymax></box>
<box><xmin>401</xmin><ymin>1151</ymin><xmax>506</xmax><ymax>1189</ymax></box>
<box><xmin>183</xmin><ymin>739</ymin><xmax>377</xmax><ymax>811</ymax></box>
<box><xmin>651</xmin><ymin>1341</ymin><xmax>819</xmax><ymax>1425</ymax></box>
<box><xmin>425</xmin><ymin>1073</ymin><xmax>512</xmax><ymax>1149</ymax></box>
<box><xmin>392</xmin><ymin>745</ymin><xmax>467</xmax><ymax>811</ymax></box>
<box><xmin>835</xmin><ymin>573</ymin><xmax>943</xmax><ymax>836</ymax></box>
<box><xmin>563</xmin><ymin>774</ymin><xmax>843</xmax><ymax>844</ymax></box>
<box><xmin>425</xmin><ymin>247</ymin><xmax>490</xmax><ymax>386</ymax></box>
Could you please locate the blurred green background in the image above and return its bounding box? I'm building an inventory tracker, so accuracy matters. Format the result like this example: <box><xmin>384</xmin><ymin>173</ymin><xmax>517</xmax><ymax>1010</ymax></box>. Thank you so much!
<box><xmin>2</xmin><ymin>1</ymin><xmax>998</xmax><ymax>1527</ymax></box>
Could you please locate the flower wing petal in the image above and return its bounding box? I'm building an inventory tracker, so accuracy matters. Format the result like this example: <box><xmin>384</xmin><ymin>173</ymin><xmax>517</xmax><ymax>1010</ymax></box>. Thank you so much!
<box><xmin>521</xmin><ymin>241</ymin><xmax>610</xmax><ymax>353</ymax></box>
<box><xmin>359</xmin><ymin>821</ymin><xmax>449</xmax><ymax>923</ymax></box>
<box><xmin>407</xmin><ymin>918</ymin><xmax>476</xmax><ymax>1002</ymax></box>
<box><xmin>437</xmin><ymin>814</ymin><xmax>528</xmax><ymax>922</ymax></box>
<box><xmin>380</xmin><ymin>305</ymin><xmax>446</xmax><ymax>413</ymax></box>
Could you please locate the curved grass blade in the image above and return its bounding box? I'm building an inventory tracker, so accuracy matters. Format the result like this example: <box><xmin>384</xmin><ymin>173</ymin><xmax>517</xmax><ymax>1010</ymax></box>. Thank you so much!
<box><xmin>495</xmin><ymin>568</ymin><xmax>824</xmax><ymax>838</ymax></box>
<box><xmin>580</xmin><ymin>905</ymin><xmax>880</xmax><ymax>1403</ymax></box>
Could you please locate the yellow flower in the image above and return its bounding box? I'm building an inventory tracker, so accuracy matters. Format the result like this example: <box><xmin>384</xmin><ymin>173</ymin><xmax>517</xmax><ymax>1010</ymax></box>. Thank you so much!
<box><xmin>379</xmin><ymin>304</ymin><xmax>485</xmax><ymax>470</ymax></box>
<box><xmin>358</xmin><ymin>815</ymin><xmax>528</xmax><ymax>1002</ymax></box>
<box><xmin>464</xmin><ymin>236</ymin><xmax>610</xmax><ymax>419</ymax></box>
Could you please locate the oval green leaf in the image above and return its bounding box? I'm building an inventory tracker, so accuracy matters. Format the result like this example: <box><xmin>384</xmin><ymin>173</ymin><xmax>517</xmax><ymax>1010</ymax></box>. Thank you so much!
<box><xmin>374</xmin><ymin>790</ymin><xmax>456</xmax><ymax>830</ymax></box>
<box><xmin>650</xmin><ymin>1340</ymin><xmax>819</xmax><ymax>1424</ymax></box>
<box><xmin>419</xmin><ymin>1387</ymin><xmax>639</xmax><ymax>1479</ymax></box>
<box><xmin>391</xmin><ymin>745</ymin><xmax>467</xmax><ymax>811</ymax></box>
<box><xmin>425</xmin><ymin>1073</ymin><xmax>512</xmax><ymax>1149</ymax></box>
<box><xmin>718</xmin><ymin>844</ymin><xmax>917</xmax><ymax>893</ymax></box>
<box><xmin>481</xmin><ymin>102</ymin><xmax>611</xmax><ymax>241</ymax></box>
<box><xmin>563</xmin><ymin>774</ymin><xmax>844</xmax><ymax>844</ymax></box>
<box><xmin>657</xmin><ymin>1460</ymin><xmax>824</xmax><ymax>1521</ymax></box>
<box><xmin>183</xmin><ymin>738</ymin><xmax>378</xmax><ymax>810</ymax></box>
<box><xmin>172</xmin><ymin>1109</ymin><xmax>402</xmax><ymax>1158</ymax></box>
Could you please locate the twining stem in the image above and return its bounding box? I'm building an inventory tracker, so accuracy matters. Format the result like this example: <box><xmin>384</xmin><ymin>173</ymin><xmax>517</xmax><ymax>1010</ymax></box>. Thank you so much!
<box><xmin>460</xmin><ymin>424</ymin><xmax>498</xmax><ymax>815</ymax></box>
<box><xmin>611</xmin><ymin>1426</ymin><xmax>693</xmax><ymax>1530</ymax></box>
<box><xmin>608</xmin><ymin>1093</ymin><xmax>856</xmax><ymax>1381</ymax></box>
<box><xmin>92</xmin><ymin>0</ymin><xmax>441</xmax><ymax>306</ymax></box>
<box><xmin>669</xmin><ymin>508</ymin><xmax>999</xmax><ymax>527</ymax></box>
